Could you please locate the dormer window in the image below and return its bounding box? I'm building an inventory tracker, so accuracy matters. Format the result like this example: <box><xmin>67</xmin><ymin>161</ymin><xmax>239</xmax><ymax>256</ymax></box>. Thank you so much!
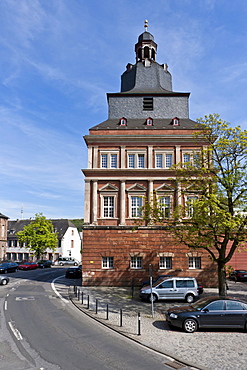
<box><xmin>146</xmin><ymin>117</ymin><xmax>153</xmax><ymax>126</ymax></box>
<box><xmin>120</xmin><ymin>117</ymin><xmax>127</xmax><ymax>126</ymax></box>
<box><xmin>172</xmin><ymin>117</ymin><xmax>180</xmax><ymax>126</ymax></box>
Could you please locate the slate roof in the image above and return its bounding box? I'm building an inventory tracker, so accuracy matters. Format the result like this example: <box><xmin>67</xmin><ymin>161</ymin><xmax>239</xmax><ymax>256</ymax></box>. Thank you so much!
<box><xmin>0</xmin><ymin>213</ymin><xmax>9</xmax><ymax>219</ymax></box>
<box><xmin>8</xmin><ymin>219</ymin><xmax>77</xmax><ymax>240</ymax></box>
<box><xmin>90</xmin><ymin>118</ymin><xmax>200</xmax><ymax>131</ymax></box>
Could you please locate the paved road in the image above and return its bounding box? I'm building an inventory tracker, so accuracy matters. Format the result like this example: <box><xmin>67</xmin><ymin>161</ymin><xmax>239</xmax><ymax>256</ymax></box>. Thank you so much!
<box><xmin>0</xmin><ymin>267</ymin><xmax>182</xmax><ymax>370</ymax></box>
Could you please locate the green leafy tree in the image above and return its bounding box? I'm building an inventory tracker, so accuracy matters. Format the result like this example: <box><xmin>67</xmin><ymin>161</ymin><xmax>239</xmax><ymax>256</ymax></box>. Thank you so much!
<box><xmin>141</xmin><ymin>114</ymin><xmax>247</xmax><ymax>296</ymax></box>
<box><xmin>17</xmin><ymin>213</ymin><xmax>58</xmax><ymax>260</ymax></box>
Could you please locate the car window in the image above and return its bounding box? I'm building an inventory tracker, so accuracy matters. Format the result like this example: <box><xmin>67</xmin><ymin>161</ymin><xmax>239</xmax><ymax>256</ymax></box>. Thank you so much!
<box><xmin>158</xmin><ymin>280</ymin><xmax>173</xmax><ymax>289</ymax></box>
<box><xmin>225</xmin><ymin>301</ymin><xmax>246</xmax><ymax>311</ymax></box>
<box><xmin>175</xmin><ymin>280</ymin><xmax>195</xmax><ymax>288</ymax></box>
<box><xmin>205</xmin><ymin>301</ymin><xmax>224</xmax><ymax>311</ymax></box>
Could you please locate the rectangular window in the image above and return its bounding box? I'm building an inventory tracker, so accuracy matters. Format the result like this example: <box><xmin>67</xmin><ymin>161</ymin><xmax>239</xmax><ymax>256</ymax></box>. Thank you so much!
<box><xmin>159</xmin><ymin>197</ymin><xmax>171</xmax><ymax>218</ymax></box>
<box><xmin>102</xmin><ymin>256</ymin><xmax>114</xmax><ymax>269</ymax></box>
<box><xmin>110</xmin><ymin>154</ymin><xmax>117</xmax><ymax>168</ymax></box>
<box><xmin>143</xmin><ymin>97</ymin><xmax>153</xmax><ymax>111</ymax></box>
<box><xmin>128</xmin><ymin>153</ymin><xmax>146</xmax><ymax>168</ymax></box>
<box><xmin>138</xmin><ymin>154</ymin><xmax>145</xmax><ymax>168</ymax></box>
<box><xmin>188</xmin><ymin>257</ymin><xmax>201</xmax><ymax>269</ymax></box>
<box><xmin>130</xmin><ymin>256</ymin><xmax>142</xmax><ymax>269</ymax></box>
<box><xmin>183</xmin><ymin>153</ymin><xmax>191</xmax><ymax>167</ymax></box>
<box><xmin>156</xmin><ymin>154</ymin><xmax>162</xmax><ymax>168</ymax></box>
<box><xmin>165</xmin><ymin>154</ymin><xmax>172</xmax><ymax>168</ymax></box>
<box><xmin>71</xmin><ymin>240</ymin><xmax>74</xmax><ymax>248</ymax></box>
<box><xmin>187</xmin><ymin>196</ymin><xmax>198</xmax><ymax>217</ymax></box>
<box><xmin>103</xmin><ymin>196</ymin><xmax>114</xmax><ymax>218</ymax></box>
<box><xmin>101</xmin><ymin>154</ymin><xmax>108</xmax><ymax>168</ymax></box>
<box><xmin>128</xmin><ymin>154</ymin><xmax>135</xmax><ymax>168</ymax></box>
<box><xmin>131</xmin><ymin>196</ymin><xmax>142</xmax><ymax>217</ymax></box>
<box><xmin>159</xmin><ymin>256</ymin><xmax>172</xmax><ymax>269</ymax></box>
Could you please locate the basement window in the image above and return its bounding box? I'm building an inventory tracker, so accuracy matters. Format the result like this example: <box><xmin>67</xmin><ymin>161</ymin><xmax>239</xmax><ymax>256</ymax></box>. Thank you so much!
<box><xmin>143</xmin><ymin>97</ymin><xmax>153</xmax><ymax>111</ymax></box>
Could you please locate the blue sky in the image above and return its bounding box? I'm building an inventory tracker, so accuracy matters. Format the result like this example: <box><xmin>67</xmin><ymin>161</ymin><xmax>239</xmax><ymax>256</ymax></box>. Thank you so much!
<box><xmin>1</xmin><ymin>0</ymin><xmax>247</xmax><ymax>220</ymax></box>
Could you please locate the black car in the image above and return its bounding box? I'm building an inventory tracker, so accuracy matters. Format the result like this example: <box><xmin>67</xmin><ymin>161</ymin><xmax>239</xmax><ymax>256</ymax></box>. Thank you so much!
<box><xmin>165</xmin><ymin>296</ymin><xmax>247</xmax><ymax>333</ymax></box>
<box><xmin>0</xmin><ymin>262</ymin><xmax>19</xmax><ymax>273</ymax></box>
<box><xmin>37</xmin><ymin>260</ymin><xmax>52</xmax><ymax>268</ymax></box>
<box><xmin>65</xmin><ymin>266</ymin><xmax>82</xmax><ymax>279</ymax></box>
<box><xmin>229</xmin><ymin>270</ymin><xmax>247</xmax><ymax>282</ymax></box>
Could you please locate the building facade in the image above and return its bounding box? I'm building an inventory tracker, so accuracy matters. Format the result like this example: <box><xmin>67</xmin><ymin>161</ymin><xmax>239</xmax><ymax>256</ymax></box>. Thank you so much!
<box><xmin>0</xmin><ymin>213</ymin><xmax>9</xmax><ymax>261</ymax></box>
<box><xmin>7</xmin><ymin>219</ymin><xmax>82</xmax><ymax>262</ymax></box>
<box><xmin>82</xmin><ymin>24</ymin><xmax>217</xmax><ymax>287</ymax></box>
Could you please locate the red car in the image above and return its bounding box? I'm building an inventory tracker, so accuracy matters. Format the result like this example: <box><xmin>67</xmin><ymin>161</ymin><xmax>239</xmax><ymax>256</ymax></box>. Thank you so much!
<box><xmin>19</xmin><ymin>262</ymin><xmax>38</xmax><ymax>270</ymax></box>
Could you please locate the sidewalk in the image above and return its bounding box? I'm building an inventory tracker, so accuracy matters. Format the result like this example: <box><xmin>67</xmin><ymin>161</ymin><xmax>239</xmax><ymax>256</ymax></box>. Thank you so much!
<box><xmin>69</xmin><ymin>281</ymin><xmax>247</xmax><ymax>370</ymax></box>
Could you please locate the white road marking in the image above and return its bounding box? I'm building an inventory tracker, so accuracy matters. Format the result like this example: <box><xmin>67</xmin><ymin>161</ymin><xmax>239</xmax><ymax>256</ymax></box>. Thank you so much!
<box><xmin>51</xmin><ymin>276</ymin><xmax>69</xmax><ymax>304</ymax></box>
<box><xmin>15</xmin><ymin>297</ymin><xmax>35</xmax><ymax>301</ymax></box>
<box><xmin>4</xmin><ymin>301</ymin><xmax>7</xmax><ymax>310</ymax></box>
<box><xmin>8</xmin><ymin>322</ymin><xmax>23</xmax><ymax>341</ymax></box>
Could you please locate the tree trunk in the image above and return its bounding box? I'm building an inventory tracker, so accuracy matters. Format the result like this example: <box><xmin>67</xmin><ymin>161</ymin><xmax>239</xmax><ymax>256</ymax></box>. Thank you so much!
<box><xmin>218</xmin><ymin>262</ymin><xmax>227</xmax><ymax>296</ymax></box>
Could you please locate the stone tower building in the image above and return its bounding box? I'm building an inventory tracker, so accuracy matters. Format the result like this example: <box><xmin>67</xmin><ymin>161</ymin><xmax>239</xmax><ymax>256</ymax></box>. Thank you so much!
<box><xmin>82</xmin><ymin>23</ymin><xmax>216</xmax><ymax>287</ymax></box>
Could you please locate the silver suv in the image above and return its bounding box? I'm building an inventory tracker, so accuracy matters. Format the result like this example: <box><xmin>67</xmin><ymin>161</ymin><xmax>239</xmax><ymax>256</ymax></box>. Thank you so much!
<box><xmin>56</xmin><ymin>257</ymin><xmax>79</xmax><ymax>266</ymax></box>
<box><xmin>139</xmin><ymin>276</ymin><xmax>200</xmax><ymax>303</ymax></box>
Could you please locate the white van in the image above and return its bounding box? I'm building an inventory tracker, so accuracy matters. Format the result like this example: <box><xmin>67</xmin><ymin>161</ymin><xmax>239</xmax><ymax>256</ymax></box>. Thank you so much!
<box><xmin>139</xmin><ymin>276</ymin><xmax>200</xmax><ymax>303</ymax></box>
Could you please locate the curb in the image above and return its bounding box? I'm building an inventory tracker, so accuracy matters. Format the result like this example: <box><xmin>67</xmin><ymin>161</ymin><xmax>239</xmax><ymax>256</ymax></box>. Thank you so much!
<box><xmin>69</xmin><ymin>286</ymin><xmax>206</xmax><ymax>370</ymax></box>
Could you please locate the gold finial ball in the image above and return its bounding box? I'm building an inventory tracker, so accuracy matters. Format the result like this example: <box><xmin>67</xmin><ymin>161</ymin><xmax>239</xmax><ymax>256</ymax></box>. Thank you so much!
<box><xmin>144</xmin><ymin>20</ymin><xmax>148</xmax><ymax>30</ymax></box>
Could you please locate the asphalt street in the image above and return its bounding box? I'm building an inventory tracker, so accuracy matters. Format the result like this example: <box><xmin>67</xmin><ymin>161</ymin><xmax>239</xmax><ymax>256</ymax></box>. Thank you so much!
<box><xmin>0</xmin><ymin>267</ymin><xmax>185</xmax><ymax>370</ymax></box>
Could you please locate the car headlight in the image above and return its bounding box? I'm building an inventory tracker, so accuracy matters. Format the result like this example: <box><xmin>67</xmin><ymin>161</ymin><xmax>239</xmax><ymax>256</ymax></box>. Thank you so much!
<box><xmin>169</xmin><ymin>313</ymin><xmax>178</xmax><ymax>319</ymax></box>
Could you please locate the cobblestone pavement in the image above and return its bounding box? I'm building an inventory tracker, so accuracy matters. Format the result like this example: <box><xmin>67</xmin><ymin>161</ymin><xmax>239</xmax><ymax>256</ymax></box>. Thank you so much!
<box><xmin>68</xmin><ymin>280</ymin><xmax>247</xmax><ymax>370</ymax></box>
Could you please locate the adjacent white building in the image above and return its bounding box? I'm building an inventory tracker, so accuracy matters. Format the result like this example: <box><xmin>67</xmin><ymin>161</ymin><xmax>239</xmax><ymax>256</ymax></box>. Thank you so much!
<box><xmin>7</xmin><ymin>219</ymin><xmax>82</xmax><ymax>262</ymax></box>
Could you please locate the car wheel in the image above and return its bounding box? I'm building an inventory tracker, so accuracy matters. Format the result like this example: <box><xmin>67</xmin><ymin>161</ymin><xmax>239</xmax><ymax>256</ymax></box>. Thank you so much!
<box><xmin>4</xmin><ymin>269</ymin><xmax>7</xmax><ymax>274</ymax></box>
<box><xmin>149</xmin><ymin>293</ymin><xmax>157</xmax><ymax>303</ymax></box>
<box><xmin>74</xmin><ymin>262</ymin><xmax>78</xmax><ymax>266</ymax></box>
<box><xmin>185</xmin><ymin>294</ymin><xmax>194</xmax><ymax>303</ymax></box>
<box><xmin>59</xmin><ymin>262</ymin><xmax>64</xmax><ymax>266</ymax></box>
<box><xmin>183</xmin><ymin>318</ymin><xmax>198</xmax><ymax>333</ymax></box>
<box><xmin>1</xmin><ymin>279</ymin><xmax>8</xmax><ymax>285</ymax></box>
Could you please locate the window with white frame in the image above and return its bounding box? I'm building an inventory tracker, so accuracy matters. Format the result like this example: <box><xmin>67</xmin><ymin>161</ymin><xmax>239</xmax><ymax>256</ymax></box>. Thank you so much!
<box><xmin>128</xmin><ymin>153</ymin><xmax>146</xmax><ymax>168</ymax></box>
<box><xmin>188</xmin><ymin>256</ymin><xmax>201</xmax><ymax>269</ymax></box>
<box><xmin>159</xmin><ymin>196</ymin><xmax>171</xmax><ymax>218</ymax></box>
<box><xmin>159</xmin><ymin>256</ymin><xmax>172</xmax><ymax>269</ymax></box>
<box><xmin>103</xmin><ymin>196</ymin><xmax>114</xmax><ymax>218</ymax></box>
<box><xmin>130</xmin><ymin>256</ymin><xmax>142</xmax><ymax>269</ymax></box>
<box><xmin>183</xmin><ymin>152</ymin><xmax>201</xmax><ymax>168</ymax></box>
<box><xmin>101</xmin><ymin>153</ymin><xmax>118</xmax><ymax>168</ymax></box>
<box><xmin>186</xmin><ymin>196</ymin><xmax>198</xmax><ymax>218</ymax></box>
<box><xmin>102</xmin><ymin>256</ymin><xmax>114</xmax><ymax>269</ymax></box>
<box><xmin>131</xmin><ymin>196</ymin><xmax>142</xmax><ymax>217</ymax></box>
<box><xmin>155</xmin><ymin>152</ymin><xmax>173</xmax><ymax>169</ymax></box>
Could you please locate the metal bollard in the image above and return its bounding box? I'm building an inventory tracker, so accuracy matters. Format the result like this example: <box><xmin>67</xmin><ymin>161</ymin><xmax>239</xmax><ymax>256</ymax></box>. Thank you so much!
<box><xmin>77</xmin><ymin>290</ymin><xmax>80</xmax><ymax>301</ymax></box>
<box><xmin>74</xmin><ymin>286</ymin><xmax>77</xmax><ymax>296</ymax></box>
<box><xmin>106</xmin><ymin>303</ymin><xmax>109</xmax><ymax>320</ymax></box>
<box><xmin>95</xmin><ymin>299</ymin><xmax>98</xmax><ymax>314</ymax></box>
<box><xmin>87</xmin><ymin>295</ymin><xmax>90</xmax><ymax>309</ymax></box>
<box><xmin>81</xmin><ymin>291</ymin><xmax>83</xmax><ymax>305</ymax></box>
<box><xmin>137</xmin><ymin>312</ymin><xmax>141</xmax><ymax>335</ymax></box>
<box><xmin>120</xmin><ymin>309</ymin><xmax>123</xmax><ymax>327</ymax></box>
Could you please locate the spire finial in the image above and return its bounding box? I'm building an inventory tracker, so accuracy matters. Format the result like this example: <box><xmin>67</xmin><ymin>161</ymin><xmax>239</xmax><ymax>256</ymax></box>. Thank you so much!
<box><xmin>144</xmin><ymin>20</ymin><xmax>148</xmax><ymax>31</ymax></box>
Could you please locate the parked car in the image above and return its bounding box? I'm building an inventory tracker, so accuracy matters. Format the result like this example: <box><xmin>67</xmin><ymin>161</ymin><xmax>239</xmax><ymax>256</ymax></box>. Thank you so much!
<box><xmin>0</xmin><ymin>275</ymin><xmax>9</xmax><ymax>285</ymax></box>
<box><xmin>0</xmin><ymin>262</ymin><xmax>19</xmax><ymax>274</ymax></box>
<box><xmin>37</xmin><ymin>260</ymin><xmax>52</xmax><ymax>268</ymax></box>
<box><xmin>142</xmin><ymin>275</ymin><xmax>204</xmax><ymax>295</ymax></box>
<box><xmin>140</xmin><ymin>276</ymin><xmax>200</xmax><ymax>303</ymax></box>
<box><xmin>18</xmin><ymin>262</ymin><xmax>38</xmax><ymax>270</ymax></box>
<box><xmin>165</xmin><ymin>296</ymin><xmax>247</xmax><ymax>333</ymax></box>
<box><xmin>65</xmin><ymin>266</ymin><xmax>82</xmax><ymax>279</ymax></box>
<box><xmin>55</xmin><ymin>257</ymin><xmax>79</xmax><ymax>266</ymax></box>
<box><xmin>229</xmin><ymin>270</ymin><xmax>247</xmax><ymax>282</ymax></box>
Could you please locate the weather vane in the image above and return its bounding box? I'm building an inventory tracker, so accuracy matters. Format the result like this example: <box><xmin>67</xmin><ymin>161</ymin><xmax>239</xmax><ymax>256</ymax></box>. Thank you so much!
<box><xmin>144</xmin><ymin>20</ymin><xmax>148</xmax><ymax>31</ymax></box>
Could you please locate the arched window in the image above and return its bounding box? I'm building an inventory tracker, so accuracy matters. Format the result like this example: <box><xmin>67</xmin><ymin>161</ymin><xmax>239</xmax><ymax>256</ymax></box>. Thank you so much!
<box><xmin>144</xmin><ymin>46</ymin><xmax>149</xmax><ymax>58</ymax></box>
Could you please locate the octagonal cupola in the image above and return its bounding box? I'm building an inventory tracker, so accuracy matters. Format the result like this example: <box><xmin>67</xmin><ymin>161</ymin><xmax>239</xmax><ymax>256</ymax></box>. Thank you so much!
<box><xmin>135</xmin><ymin>20</ymin><xmax>157</xmax><ymax>63</ymax></box>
